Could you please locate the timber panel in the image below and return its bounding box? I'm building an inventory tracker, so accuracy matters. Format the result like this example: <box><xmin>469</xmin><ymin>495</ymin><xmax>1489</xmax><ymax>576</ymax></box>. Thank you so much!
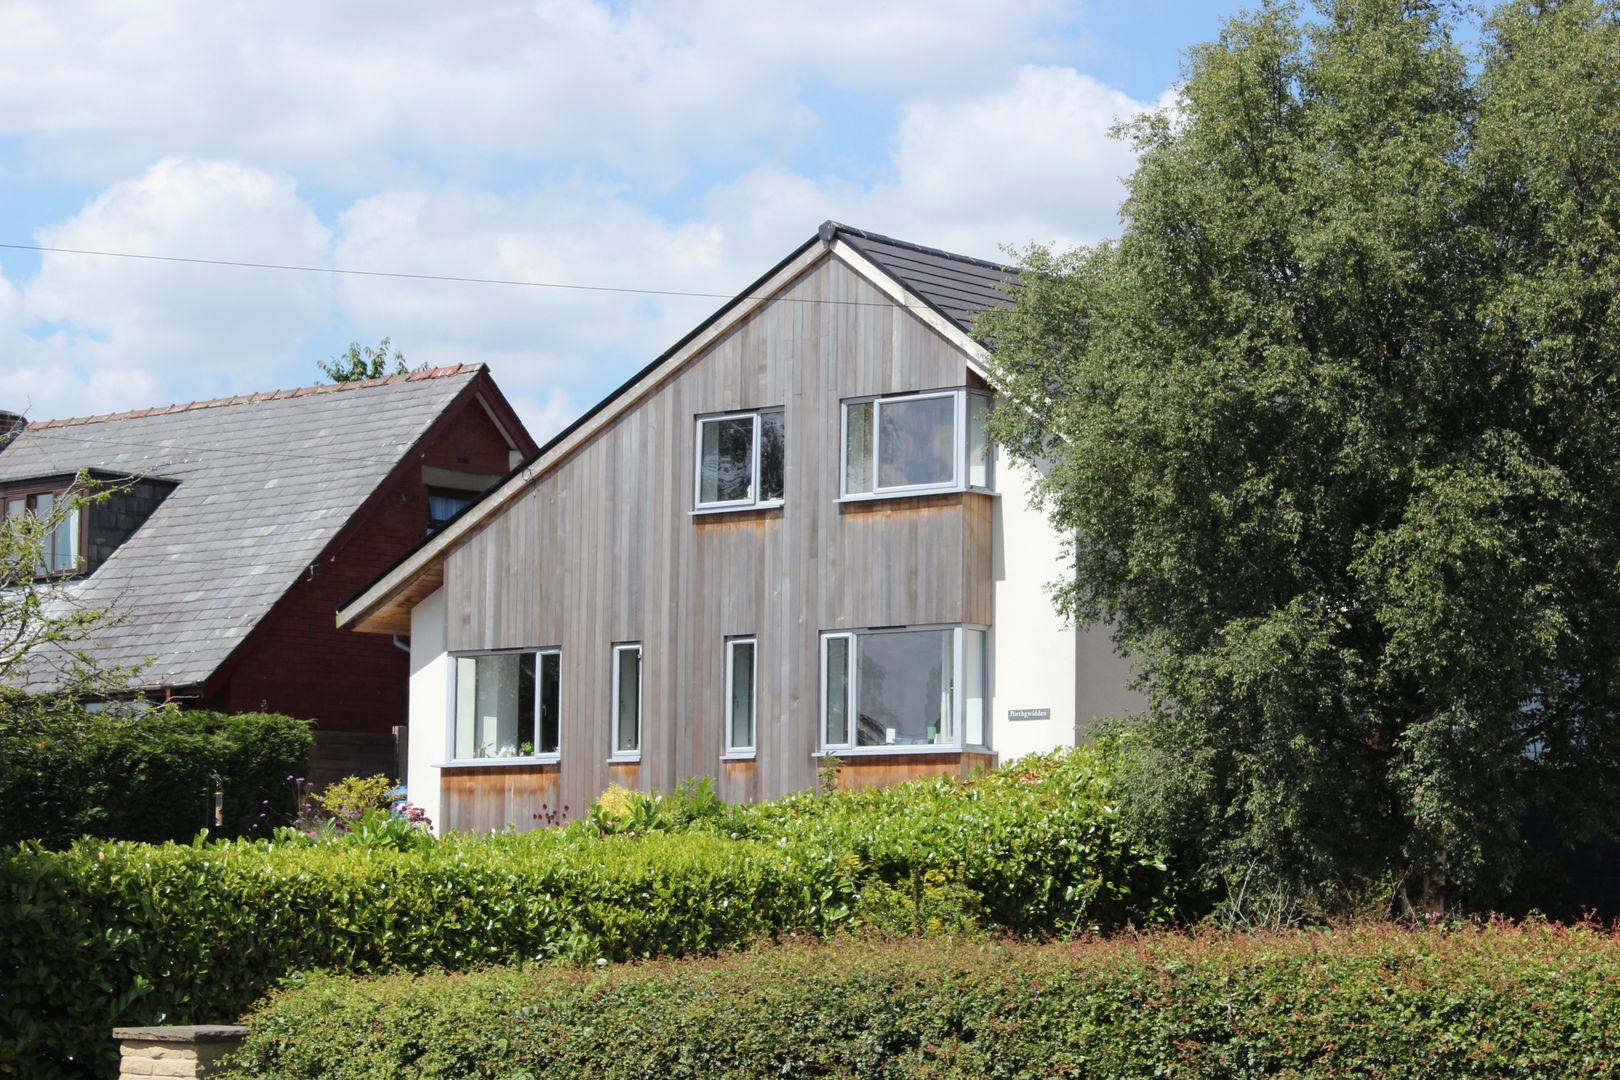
<box><xmin>440</xmin><ymin>764</ymin><xmax>562</xmax><ymax>834</ymax></box>
<box><xmin>442</xmin><ymin>254</ymin><xmax>995</xmax><ymax>827</ymax></box>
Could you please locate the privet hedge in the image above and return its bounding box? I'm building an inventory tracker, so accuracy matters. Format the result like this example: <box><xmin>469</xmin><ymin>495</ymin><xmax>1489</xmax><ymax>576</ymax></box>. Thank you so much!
<box><xmin>229</xmin><ymin>924</ymin><xmax>1620</xmax><ymax>1079</ymax></box>
<box><xmin>0</xmin><ymin>708</ymin><xmax>312</xmax><ymax>846</ymax></box>
<box><xmin>0</xmin><ymin>750</ymin><xmax>1172</xmax><ymax>1079</ymax></box>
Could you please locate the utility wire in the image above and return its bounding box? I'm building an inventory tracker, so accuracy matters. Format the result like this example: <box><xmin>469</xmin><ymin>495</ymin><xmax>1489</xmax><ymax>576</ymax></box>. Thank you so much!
<box><xmin>0</xmin><ymin>241</ymin><xmax>963</xmax><ymax>310</ymax></box>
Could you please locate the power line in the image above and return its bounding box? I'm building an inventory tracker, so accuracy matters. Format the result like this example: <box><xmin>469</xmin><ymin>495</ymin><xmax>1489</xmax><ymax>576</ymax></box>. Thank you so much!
<box><xmin>0</xmin><ymin>241</ymin><xmax>947</xmax><ymax>310</ymax></box>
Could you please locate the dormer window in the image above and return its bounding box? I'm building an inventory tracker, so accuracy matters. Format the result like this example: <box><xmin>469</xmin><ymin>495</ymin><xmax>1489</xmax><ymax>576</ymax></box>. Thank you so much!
<box><xmin>841</xmin><ymin>388</ymin><xmax>993</xmax><ymax>499</ymax></box>
<box><xmin>694</xmin><ymin>408</ymin><xmax>784</xmax><ymax>511</ymax></box>
<box><xmin>2</xmin><ymin>487</ymin><xmax>81</xmax><ymax>575</ymax></box>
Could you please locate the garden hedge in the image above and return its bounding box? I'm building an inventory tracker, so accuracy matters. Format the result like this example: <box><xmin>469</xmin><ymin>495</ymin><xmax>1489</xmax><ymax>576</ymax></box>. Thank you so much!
<box><xmin>228</xmin><ymin>923</ymin><xmax>1620</xmax><ymax>1078</ymax></box>
<box><xmin>0</xmin><ymin>708</ymin><xmax>312</xmax><ymax>846</ymax></box>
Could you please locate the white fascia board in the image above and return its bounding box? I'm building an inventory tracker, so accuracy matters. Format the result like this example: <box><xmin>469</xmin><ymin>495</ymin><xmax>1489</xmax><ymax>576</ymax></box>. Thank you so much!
<box><xmin>827</xmin><ymin>239</ymin><xmax>995</xmax><ymax>380</ymax></box>
<box><xmin>337</xmin><ymin>238</ymin><xmax>834</xmax><ymax>631</ymax></box>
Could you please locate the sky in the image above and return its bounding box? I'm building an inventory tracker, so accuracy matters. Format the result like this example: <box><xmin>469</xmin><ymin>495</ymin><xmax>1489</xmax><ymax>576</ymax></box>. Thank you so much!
<box><xmin>0</xmin><ymin>0</ymin><xmax>1229</xmax><ymax>441</ymax></box>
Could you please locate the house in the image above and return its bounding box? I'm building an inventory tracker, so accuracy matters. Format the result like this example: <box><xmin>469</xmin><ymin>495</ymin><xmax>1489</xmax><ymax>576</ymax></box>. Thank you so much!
<box><xmin>337</xmin><ymin>223</ymin><xmax>1142</xmax><ymax>832</ymax></box>
<box><xmin>0</xmin><ymin>365</ymin><xmax>537</xmax><ymax>783</ymax></box>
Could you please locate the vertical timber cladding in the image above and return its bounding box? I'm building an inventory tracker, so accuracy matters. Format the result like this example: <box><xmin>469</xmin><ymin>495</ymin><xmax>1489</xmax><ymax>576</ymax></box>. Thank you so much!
<box><xmin>443</xmin><ymin>254</ymin><xmax>990</xmax><ymax>822</ymax></box>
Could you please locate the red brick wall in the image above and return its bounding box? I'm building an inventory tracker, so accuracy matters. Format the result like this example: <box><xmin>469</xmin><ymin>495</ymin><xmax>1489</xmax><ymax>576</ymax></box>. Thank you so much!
<box><xmin>205</xmin><ymin>389</ymin><xmax>518</xmax><ymax>733</ymax></box>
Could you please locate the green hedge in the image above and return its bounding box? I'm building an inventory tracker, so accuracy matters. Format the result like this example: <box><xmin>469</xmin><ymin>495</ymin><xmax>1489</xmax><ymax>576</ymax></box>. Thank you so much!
<box><xmin>228</xmin><ymin>924</ymin><xmax>1620</xmax><ymax>1078</ymax></box>
<box><xmin>0</xmin><ymin>708</ymin><xmax>312</xmax><ymax>846</ymax></box>
<box><xmin>0</xmin><ymin>831</ymin><xmax>850</xmax><ymax>1079</ymax></box>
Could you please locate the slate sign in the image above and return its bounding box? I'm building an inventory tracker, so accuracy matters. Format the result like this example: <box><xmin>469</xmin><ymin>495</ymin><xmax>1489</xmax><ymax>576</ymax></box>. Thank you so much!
<box><xmin>1007</xmin><ymin>708</ymin><xmax>1051</xmax><ymax>721</ymax></box>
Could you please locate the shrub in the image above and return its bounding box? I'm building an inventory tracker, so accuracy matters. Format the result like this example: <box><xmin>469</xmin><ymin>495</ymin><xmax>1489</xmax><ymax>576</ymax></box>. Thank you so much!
<box><xmin>0</xmin><ymin>829</ymin><xmax>853</xmax><ymax>1079</ymax></box>
<box><xmin>227</xmin><ymin>923</ymin><xmax>1620</xmax><ymax>1079</ymax></box>
<box><xmin>0</xmin><ymin>708</ymin><xmax>312</xmax><ymax>846</ymax></box>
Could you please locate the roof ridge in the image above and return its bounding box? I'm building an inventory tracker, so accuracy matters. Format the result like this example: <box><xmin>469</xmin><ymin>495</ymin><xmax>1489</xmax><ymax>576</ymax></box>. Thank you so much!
<box><xmin>824</xmin><ymin>221</ymin><xmax>1016</xmax><ymax>274</ymax></box>
<box><xmin>26</xmin><ymin>363</ymin><xmax>485</xmax><ymax>429</ymax></box>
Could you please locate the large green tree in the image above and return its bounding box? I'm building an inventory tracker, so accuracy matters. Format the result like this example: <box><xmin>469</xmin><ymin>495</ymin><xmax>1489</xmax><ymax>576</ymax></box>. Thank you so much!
<box><xmin>980</xmin><ymin>0</ymin><xmax>1620</xmax><ymax>916</ymax></box>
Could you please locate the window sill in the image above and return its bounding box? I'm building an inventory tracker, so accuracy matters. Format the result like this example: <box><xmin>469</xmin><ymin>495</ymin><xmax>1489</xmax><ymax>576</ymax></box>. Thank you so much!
<box><xmin>607</xmin><ymin>754</ymin><xmax>642</xmax><ymax>765</ymax></box>
<box><xmin>690</xmin><ymin>501</ymin><xmax>784</xmax><ymax>517</ymax></box>
<box><xmin>720</xmin><ymin>750</ymin><xmax>757</xmax><ymax>762</ymax></box>
<box><xmin>436</xmin><ymin>756</ymin><xmax>561</xmax><ymax>769</ymax></box>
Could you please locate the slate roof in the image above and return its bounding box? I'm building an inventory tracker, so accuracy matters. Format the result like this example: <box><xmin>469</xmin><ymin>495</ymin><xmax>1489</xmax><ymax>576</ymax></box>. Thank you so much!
<box><xmin>827</xmin><ymin>222</ymin><xmax>1017</xmax><ymax>334</ymax></box>
<box><xmin>0</xmin><ymin>365</ymin><xmax>485</xmax><ymax>691</ymax></box>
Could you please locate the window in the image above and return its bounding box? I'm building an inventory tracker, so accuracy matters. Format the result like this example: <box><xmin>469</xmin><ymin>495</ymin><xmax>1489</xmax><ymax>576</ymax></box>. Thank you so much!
<box><xmin>451</xmin><ymin>649</ymin><xmax>560</xmax><ymax>761</ymax></box>
<box><xmin>427</xmin><ymin>487</ymin><xmax>479</xmax><ymax>534</ymax></box>
<box><xmin>2</xmin><ymin>489</ymin><xmax>81</xmax><ymax>574</ymax></box>
<box><xmin>841</xmin><ymin>389</ymin><xmax>993</xmax><ymax>498</ymax></box>
<box><xmin>694</xmin><ymin>408</ymin><xmax>784</xmax><ymax>510</ymax></box>
<box><xmin>820</xmin><ymin>626</ymin><xmax>988</xmax><ymax>752</ymax></box>
<box><xmin>611</xmin><ymin>643</ymin><xmax>642</xmax><ymax>760</ymax></box>
<box><xmin>725</xmin><ymin>637</ymin><xmax>756</xmax><ymax>756</ymax></box>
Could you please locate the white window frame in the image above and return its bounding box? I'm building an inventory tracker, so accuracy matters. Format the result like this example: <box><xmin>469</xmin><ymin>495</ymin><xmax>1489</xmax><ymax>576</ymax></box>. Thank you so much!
<box><xmin>693</xmin><ymin>408</ymin><xmax>785</xmax><ymax>512</ymax></box>
<box><xmin>443</xmin><ymin>647</ymin><xmax>562</xmax><ymax>766</ymax></box>
<box><xmin>839</xmin><ymin>388</ymin><xmax>994</xmax><ymax>501</ymax></box>
<box><xmin>818</xmin><ymin>624</ymin><xmax>991</xmax><ymax>755</ymax></box>
<box><xmin>609</xmin><ymin>642</ymin><xmax>643</xmax><ymax>763</ymax></box>
<box><xmin>722</xmin><ymin>636</ymin><xmax>757</xmax><ymax>759</ymax></box>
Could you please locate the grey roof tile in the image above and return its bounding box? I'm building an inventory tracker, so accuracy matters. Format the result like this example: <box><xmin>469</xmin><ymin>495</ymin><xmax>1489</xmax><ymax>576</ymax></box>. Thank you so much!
<box><xmin>0</xmin><ymin>366</ymin><xmax>483</xmax><ymax>691</ymax></box>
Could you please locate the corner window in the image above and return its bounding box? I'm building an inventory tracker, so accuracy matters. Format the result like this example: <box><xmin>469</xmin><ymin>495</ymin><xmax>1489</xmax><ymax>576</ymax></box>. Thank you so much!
<box><xmin>611</xmin><ymin>643</ymin><xmax>642</xmax><ymax>760</ymax></box>
<box><xmin>725</xmin><ymin>637</ymin><xmax>756</xmax><ymax>756</ymax></box>
<box><xmin>2</xmin><ymin>489</ymin><xmax>82</xmax><ymax>575</ymax></box>
<box><xmin>452</xmin><ymin>649</ymin><xmax>561</xmax><ymax>761</ymax></box>
<box><xmin>820</xmin><ymin>626</ymin><xmax>988</xmax><ymax>753</ymax></box>
<box><xmin>695</xmin><ymin>408</ymin><xmax>784</xmax><ymax>510</ymax></box>
<box><xmin>841</xmin><ymin>389</ymin><xmax>993</xmax><ymax>498</ymax></box>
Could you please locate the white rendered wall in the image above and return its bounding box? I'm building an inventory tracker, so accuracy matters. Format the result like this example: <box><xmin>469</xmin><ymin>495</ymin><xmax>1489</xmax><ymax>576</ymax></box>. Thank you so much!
<box><xmin>407</xmin><ymin>587</ymin><xmax>447</xmax><ymax>835</ymax></box>
<box><xmin>990</xmin><ymin>458</ymin><xmax>1142</xmax><ymax>762</ymax></box>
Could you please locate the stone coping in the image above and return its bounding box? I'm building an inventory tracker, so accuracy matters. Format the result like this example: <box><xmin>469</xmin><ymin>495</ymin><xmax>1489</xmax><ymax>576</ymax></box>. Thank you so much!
<box><xmin>112</xmin><ymin>1026</ymin><xmax>247</xmax><ymax>1044</ymax></box>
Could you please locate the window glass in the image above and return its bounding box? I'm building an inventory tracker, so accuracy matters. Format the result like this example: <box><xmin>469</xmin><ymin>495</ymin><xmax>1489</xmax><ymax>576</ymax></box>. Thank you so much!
<box><xmin>538</xmin><ymin>651</ymin><xmax>561</xmax><ymax>755</ymax></box>
<box><xmin>453</xmin><ymin>653</ymin><xmax>536</xmax><ymax>759</ymax></box>
<box><xmin>844</xmin><ymin>401</ymin><xmax>873</xmax><ymax>495</ymax></box>
<box><xmin>856</xmin><ymin>628</ymin><xmax>954</xmax><ymax>747</ymax></box>
<box><xmin>727</xmin><ymin>639</ymin><xmax>756</xmax><ymax>752</ymax></box>
<box><xmin>759</xmin><ymin>409</ymin><xmax>785</xmax><ymax>502</ymax></box>
<box><xmin>964</xmin><ymin>629</ymin><xmax>987</xmax><ymax>746</ymax></box>
<box><xmin>968</xmin><ymin>393</ymin><xmax>993</xmax><ymax>491</ymax></box>
<box><xmin>877</xmin><ymin>396</ymin><xmax>956</xmax><ymax>490</ymax></box>
<box><xmin>613</xmin><ymin>645</ymin><xmax>641</xmax><ymax>755</ymax></box>
<box><xmin>698</xmin><ymin>416</ymin><xmax>755</xmax><ymax>504</ymax></box>
<box><xmin>427</xmin><ymin>489</ymin><xmax>478</xmax><ymax>533</ymax></box>
<box><xmin>824</xmin><ymin>635</ymin><xmax>851</xmax><ymax>745</ymax></box>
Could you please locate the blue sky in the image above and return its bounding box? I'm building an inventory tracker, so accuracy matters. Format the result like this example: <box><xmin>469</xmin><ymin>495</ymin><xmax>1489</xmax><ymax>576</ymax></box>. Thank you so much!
<box><xmin>0</xmin><ymin>0</ymin><xmax>1230</xmax><ymax>438</ymax></box>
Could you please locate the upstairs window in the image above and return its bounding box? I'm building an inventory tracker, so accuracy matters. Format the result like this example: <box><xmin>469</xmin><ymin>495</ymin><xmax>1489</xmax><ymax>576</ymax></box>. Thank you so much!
<box><xmin>2</xmin><ymin>488</ymin><xmax>81</xmax><ymax>575</ymax></box>
<box><xmin>841</xmin><ymin>389</ymin><xmax>994</xmax><ymax>499</ymax></box>
<box><xmin>694</xmin><ymin>408</ymin><xmax>784</xmax><ymax>510</ymax></box>
<box><xmin>427</xmin><ymin>487</ymin><xmax>480</xmax><ymax>534</ymax></box>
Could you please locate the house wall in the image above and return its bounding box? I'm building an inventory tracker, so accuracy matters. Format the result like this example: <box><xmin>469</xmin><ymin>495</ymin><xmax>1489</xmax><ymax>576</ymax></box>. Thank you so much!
<box><xmin>437</xmin><ymin>254</ymin><xmax>997</xmax><ymax>824</ymax></box>
<box><xmin>207</xmin><ymin>388</ymin><xmax>519</xmax><ymax>749</ymax></box>
<box><xmin>408</xmin><ymin>587</ymin><xmax>447</xmax><ymax>828</ymax></box>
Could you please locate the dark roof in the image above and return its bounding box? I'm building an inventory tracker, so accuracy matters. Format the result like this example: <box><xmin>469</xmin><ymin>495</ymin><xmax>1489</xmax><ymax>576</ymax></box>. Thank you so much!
<box><xmin>0</xmin><ymin>366</ymin><xmax>487</xmax><ymax>691</ymax></box>
<box><xmin>825</xmin><ymin>222</ymin><xmax>1017</xmax><ymax>334</ymax></box>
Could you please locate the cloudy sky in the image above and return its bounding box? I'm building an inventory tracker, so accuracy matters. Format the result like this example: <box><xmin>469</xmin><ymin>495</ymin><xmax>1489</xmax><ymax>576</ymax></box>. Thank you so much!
<box><xmin>0</xmin><ymin>0</ymin><xmax>1223</xmax><ymax>440</ymax></box>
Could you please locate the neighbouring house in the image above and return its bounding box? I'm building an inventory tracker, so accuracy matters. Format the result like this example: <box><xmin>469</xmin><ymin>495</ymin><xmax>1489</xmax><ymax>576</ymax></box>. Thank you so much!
<box><xmin>338</xmin><ymin>222</ymin><xmax>1143</xmax><ymax>833</ymax></box>
<box><xmin>0</xmin><ymin>365</ymin><xmax>537</xmax><ymax>784</ymax></box>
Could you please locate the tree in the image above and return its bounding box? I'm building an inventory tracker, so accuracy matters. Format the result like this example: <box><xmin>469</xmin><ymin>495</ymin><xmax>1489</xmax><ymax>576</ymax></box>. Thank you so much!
<box><xmin>979</xmin><ymin>0</ymin><xmax>1620</xmax><ymax>916</ymax></box>
<box><xmin>1</xmin><ymin>476</ymin><xmax>144</xmax><ymax>732</ymax></box>
<box><xmin>317</xmin><ymin>336</ymin><xmax>411</xmax><ymax>382</ymax></box>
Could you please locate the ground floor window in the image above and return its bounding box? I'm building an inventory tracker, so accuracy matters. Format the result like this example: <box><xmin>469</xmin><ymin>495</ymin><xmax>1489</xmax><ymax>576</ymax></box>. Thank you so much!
<box><xmin>451</xmin><ymin>649</ymin><xmax>560</xmax><ymax>760</ymax></box>
<box><xmin>725</xmin><ymin>636</ymin><xmax>756</xmax><ymax>755</ymax></box>
<box><xmin>611</xmin><ymin>643</ymin><xmax>642</xmax><ymax>760</ymax></box>
<box><xmin>820</xmin><ymin>626</ymin><xmax>987</xmax><ymax>752</ymax></box>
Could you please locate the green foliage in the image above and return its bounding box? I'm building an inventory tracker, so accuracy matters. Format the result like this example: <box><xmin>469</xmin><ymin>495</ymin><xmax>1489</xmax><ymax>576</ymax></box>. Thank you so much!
<box><xmin>979</xmin><ymin>0</ymin><xmax>1620</xmax><ymax>914</ymax></box>
<box><xmin>316</xmin><ymin>336</ymin><xmax>413</xmax><ymax>382</ymax></box>
<box><xmin>0</xmin><ymin>709</ymin><xmax>311</xmax><ymax>847</ymax></box>
<box><xmin>311</xmin><ymin>773</ymin><xmax>396</xmax><ymax>821</ymax></box>
<box><xmin>0</xmin><ymin>829</ymin><xmax>850</xmax><ymax>1079</ymax></box>
<box><xmin>228</xmin><ymin>922</ymin><xmax>1620</xmax><ymax>1079</ymax></box>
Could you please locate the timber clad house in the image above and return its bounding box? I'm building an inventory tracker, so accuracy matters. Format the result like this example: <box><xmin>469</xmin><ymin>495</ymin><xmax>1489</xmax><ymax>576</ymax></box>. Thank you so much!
<box><xmin>0</xmin><ymin>366</ymin><xmax>537</xmax><ymax>783</ymax></box>
<box><xmin>338</xmin><ymin>222</ymin><xmax>1141</xmax><ymax>832</ymax></box>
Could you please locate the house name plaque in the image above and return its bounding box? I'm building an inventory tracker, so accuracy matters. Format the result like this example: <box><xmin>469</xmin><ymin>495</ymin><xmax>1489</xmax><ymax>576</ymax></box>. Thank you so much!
<box><xmin>1007</xmin><ymin>708</ymin><xmax>1051</xmax><ymax>721</ymax></box>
